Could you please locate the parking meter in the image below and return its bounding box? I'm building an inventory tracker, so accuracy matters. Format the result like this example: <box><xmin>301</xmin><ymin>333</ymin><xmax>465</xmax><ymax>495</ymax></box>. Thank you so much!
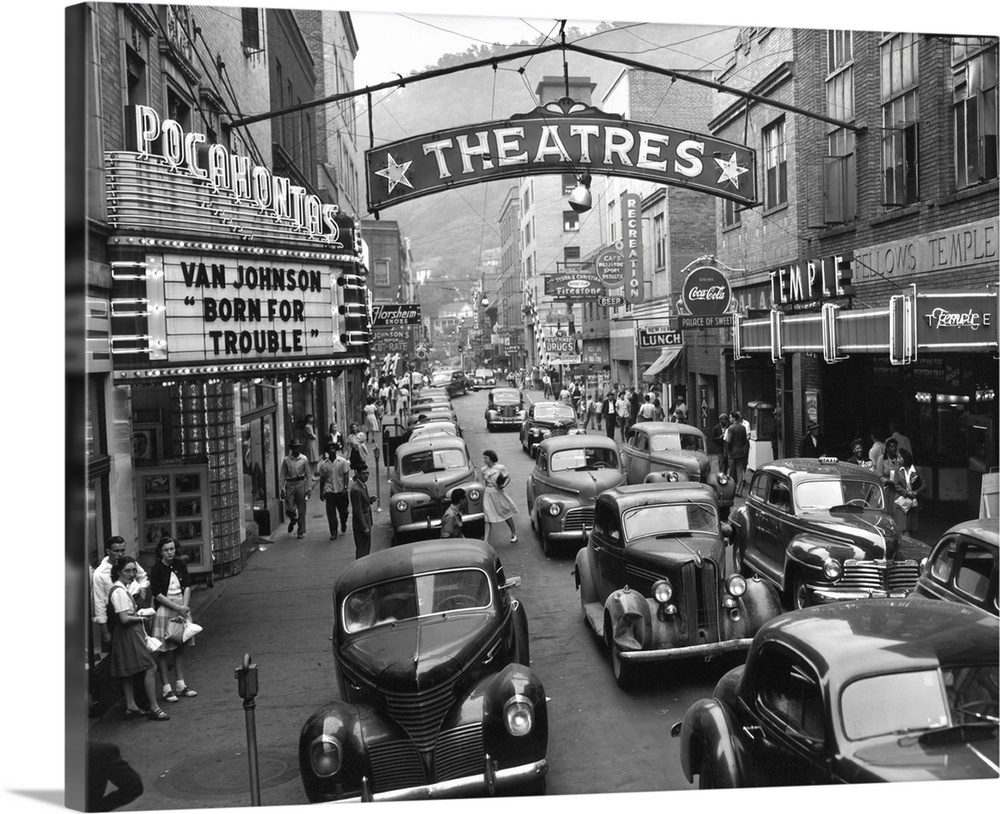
<box><xmin>235</xmin><ymin>653</ymin><xmax>258</xmax><ymax>700</ymax></box>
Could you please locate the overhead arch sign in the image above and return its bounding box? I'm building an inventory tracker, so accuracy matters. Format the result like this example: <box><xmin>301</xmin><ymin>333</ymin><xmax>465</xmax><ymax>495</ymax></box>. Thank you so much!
<box><xmin>366</xmin><ymin>99</ymin><xmax>757</xmax><ymax>212</ymax></box>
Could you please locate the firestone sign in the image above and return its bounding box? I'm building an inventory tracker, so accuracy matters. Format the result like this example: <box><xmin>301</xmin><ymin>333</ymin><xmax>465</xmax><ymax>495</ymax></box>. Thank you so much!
<box><xmin>366</xmin><ymin>99</ymin><xmax>757</xmax><ymax>212</ymax></box>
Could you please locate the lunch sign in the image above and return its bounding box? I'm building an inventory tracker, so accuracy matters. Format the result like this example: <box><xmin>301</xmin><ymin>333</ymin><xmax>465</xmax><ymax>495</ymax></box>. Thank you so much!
<box><xmin>366</xmin><ymin>99</ymin><xmax>757</xmax><ymax>213</ymax></box>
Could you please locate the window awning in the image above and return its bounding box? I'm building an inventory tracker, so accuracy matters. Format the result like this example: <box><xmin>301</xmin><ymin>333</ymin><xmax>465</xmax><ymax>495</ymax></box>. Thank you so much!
<box><xmin>642</xmin><ymin>346</ymin><xmax>684</xmax><ymax>382</ymax></box>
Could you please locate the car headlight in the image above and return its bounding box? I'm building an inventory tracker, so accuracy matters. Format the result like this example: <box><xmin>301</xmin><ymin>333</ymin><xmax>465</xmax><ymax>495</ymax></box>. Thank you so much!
<box><xmin>530</xmin><ymin>428</ymin><xmax>543</xmax><ymax>436</ymax></box>
<box><xmin>666</xmin><ymin>471</ymin><xmax>679</xmax><ymax>482</ymax></box>
<box><xmin>309</xmin><ymin>735</ymin><xmax>342</xmax><ymax>777</ymax></box>
<box><xmin>652</xmin><ymin>579</ymin><xmax>673</xmax><ymax>604</ymax></box>
<box><xmin>395</xmin><ymin>499</ymin><xmax>408</xmax><ymax>512</ymax></box>
<box><xmin>716</xmin><ymin>473</ymin><xmax>729</xmax><ymax>485</ymax></box>
<box><xmin>547</xmin><ymin>503</ymin><xmax>562</xmax><ymax>516</ymax></box>
<box><xmin>503</xmin><ymin>695</ymin><xmax>535</xmax><ymax>736</ymax></box>
<box><xmin>516</xmin><ymin>410</ymin><xmax>526</xmax><ymax>419</ymax></box>
<box><xmin>726</xmin><ymin>574</ymin><xmax>747</xmax><ymax>598</ymax></box>
<box><xmin>823</xmin><ymin>558</ymin><xmax>843</xmax><ymax>580</ymax></box>
<box><xmin>468</xmin><ymin>488</ymin><xmax>482</xmax><ymax>502</ymax></box>
<box><xmin>488</xmin><ymin>411</ymin><xmax>499</xmax><ymax>418</ymax></box>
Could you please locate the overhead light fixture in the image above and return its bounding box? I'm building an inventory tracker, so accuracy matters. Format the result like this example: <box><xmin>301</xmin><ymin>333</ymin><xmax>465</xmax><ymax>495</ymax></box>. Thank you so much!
<box><xmin>568</xmin><ymin>173</ymin><xmax>592</xmax><ymax>213</ymax></box>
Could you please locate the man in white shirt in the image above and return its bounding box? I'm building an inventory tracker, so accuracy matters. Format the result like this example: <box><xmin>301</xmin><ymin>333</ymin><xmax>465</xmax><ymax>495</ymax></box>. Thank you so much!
<box><xmin>638</xmin><ymin>395</ymin><xmax>656</xmax><ymax>422</ymax></box>
<box><xmin>92</xmin><ymin>536</ymin><xmax>149</xmax><ymax>647</ymax></box>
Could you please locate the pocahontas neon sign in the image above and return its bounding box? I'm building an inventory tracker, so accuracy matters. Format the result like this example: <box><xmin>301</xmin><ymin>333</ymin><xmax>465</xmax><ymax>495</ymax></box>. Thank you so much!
<box><xmin>366</xmin><ymin>98</ymin><xmax>757</xmax><ymax>212</ymax></box>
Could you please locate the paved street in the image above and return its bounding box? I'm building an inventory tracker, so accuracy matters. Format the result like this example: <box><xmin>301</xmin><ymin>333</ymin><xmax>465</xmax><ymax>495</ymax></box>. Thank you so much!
<box><xmin>87</xmin><ymin>387</ymin><xmax>951</xmax><ymax>810</ymax></box>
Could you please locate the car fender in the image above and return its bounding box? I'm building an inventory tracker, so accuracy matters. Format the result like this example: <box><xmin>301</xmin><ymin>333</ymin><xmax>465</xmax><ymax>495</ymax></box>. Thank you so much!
<box><xmin>705</xmin><ymin>471</ymin><xmax>736</xmax><ymax>509</ymax></box>
<box><xmin>676</xmin><ymin>698</ymin><xmax>743</xmax><ymax>787</ymax></box>
<box><xmin>604</xmin><ymin>587</ymin><xmax>653</xmax><ymax>652</ymax></box>
<box><xmin>467</xmin><ymin>663</ymin><xmax>549</xmax><ymax>769</ymax></box>
<box><xmin>298</xmin><ymin>701</ymin><xmax>381</xmax><ymax>802</ymax></box>
<box><xmin>534</xmin><ymin>494</ymin><xmax>584</xmax><ymax>531</ymax></box>
<box><xmin>574</xmin><ymin>547</ymin><xmax>599</xmax><ymax>606</ymax></box>
<box><xmin>735</xmin><ymin>577</ymin><xmax>783</xmax><ymax>634</ymax></box>
<box><xmin>786</xmin><ymin>533</ymin><xmax>858</xmax><ymax>579</ymax></box>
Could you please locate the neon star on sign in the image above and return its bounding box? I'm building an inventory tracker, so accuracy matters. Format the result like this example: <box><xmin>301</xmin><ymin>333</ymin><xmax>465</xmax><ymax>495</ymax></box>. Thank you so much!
<box><xmin>714</xmin><ymin>152</ymin><xmax>750</xmax><ymax>188</ymax></box>
<box><xmin>374</xmin><ymin>153</ymin><xmax>414</xmax><ymax>195</ymax></box>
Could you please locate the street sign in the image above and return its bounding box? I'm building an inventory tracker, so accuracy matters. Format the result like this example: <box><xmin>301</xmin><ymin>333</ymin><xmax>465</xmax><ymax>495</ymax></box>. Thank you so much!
<box><xmin>679</xmin><ymin>314</ymin><xmax>735</xmax><ymax>329</ymax></box>
<box><xmin>371</xmin><ymin>303</ymin><xmax>421</xmax><ymax>326</ymax></box>
<box><xmin>544</xmin><ymin>336</ymin><xmax>576</xmax><ymax>354</ymax></box>
<box><xmin>544</xmin><ymin>272</ymin><xmax>604</xmax><ymax>298</ymax></box>
<box><xmin>598</xmin><ymin>295</ymin><xmax>625</xmax><ymax>307</ymax></box>
<box><xmin>596</xmin><ymin>249</ymin><xmax>625</xmax><ymax>288</ymax></box>
<box><xmin>638</xmin><ymin>325</ymin><xmax>683</xmax><ymax>347</ymax></box>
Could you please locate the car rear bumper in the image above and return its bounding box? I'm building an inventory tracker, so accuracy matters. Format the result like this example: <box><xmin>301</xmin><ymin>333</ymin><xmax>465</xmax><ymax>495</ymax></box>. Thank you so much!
<box><xmin>348</xmin><ymin>758</ymin><xmax>548</xmax><ymax>802</ymax></box>
<box><xmin>619</xmin><ymin>638</ymin><xmax>754</xmax><ymax>662</ymax></box>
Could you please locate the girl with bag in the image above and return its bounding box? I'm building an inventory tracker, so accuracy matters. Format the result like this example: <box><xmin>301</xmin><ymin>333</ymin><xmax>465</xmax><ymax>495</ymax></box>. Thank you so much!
<box><xmin>150</xmin><ymin>537</ymin><xmax>198</xmax><ymax>705</ymax></box>
<box><xmin>891</xmin><ymin>449</ymin><xmax>926</xmax><ymax>533</ymax></box>
<box><xmin>481</xmin><ymin>449</ymin><xmax>519</xmax><ymax>545</ymax></box>
<box><xmin>107</xmin><ymin>556</ymin><xmax>170</xmax><ymax>721</ymax></box>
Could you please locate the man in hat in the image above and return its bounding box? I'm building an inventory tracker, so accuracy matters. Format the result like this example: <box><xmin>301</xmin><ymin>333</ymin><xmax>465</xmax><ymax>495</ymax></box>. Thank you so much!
<box><xmin>348</xmin><ymin>466</ymin><xmax>375</xmax><ymax>558</ymax></box>
<box><xmin>798</xmin><ymin>419</ymin><xmax>825</xmax><ymax>458</ymax></box>
<box><xmin>280</xmin><ymin>439</ymin><xmax>312</xmax><ymax>538</ymax></box>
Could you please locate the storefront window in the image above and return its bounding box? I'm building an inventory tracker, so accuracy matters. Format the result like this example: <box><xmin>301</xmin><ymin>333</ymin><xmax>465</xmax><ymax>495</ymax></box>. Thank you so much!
<box><xmin>918</xmin><ymin>394</ymin><xmax>972</xmax><ymax>466</ymax></box>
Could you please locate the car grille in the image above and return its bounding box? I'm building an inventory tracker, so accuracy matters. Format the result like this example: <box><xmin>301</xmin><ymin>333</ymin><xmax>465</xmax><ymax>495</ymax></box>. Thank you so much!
<box><xmin>382</xmin><ymin>681</ymin><xmax>455</xmax><ymax>750</ymax></box>
<box><xmin>563</xmin><ymin>506</ymin><xmax>594</xmax><ymax>532</ymax></box>
<box><xmin>838</xmin><ymin>559</ymin><xmax>920</xmax><ymax>593</ymax></box>
<box><xmin>678</xmin><ymin>559</ymin><xmax>722</xmax><ymax>644</ymax></box>
<box><xmin>411</xmin><ymin>499</ymin><xmax>445</xmax><ymax>524</ymax></box>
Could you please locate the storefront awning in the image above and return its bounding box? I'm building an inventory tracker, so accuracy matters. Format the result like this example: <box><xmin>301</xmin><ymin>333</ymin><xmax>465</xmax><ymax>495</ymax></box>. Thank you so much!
<box><xmin>642</xmin><ymin>346</ymin><xmax>684</xmax><ymax>382</ymax></box>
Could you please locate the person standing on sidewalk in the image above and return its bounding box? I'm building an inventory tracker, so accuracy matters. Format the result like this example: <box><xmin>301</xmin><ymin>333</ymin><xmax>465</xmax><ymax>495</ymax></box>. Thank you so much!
<box><xmin>150</xmin><ymin>537</ymin><xmax>198</xmax><ymax>705</ymax></box>
<box><xmin>615</xmin><ymin>390</ymin><xmax>630</xmax><ymax>441</ymax></box>
<box><xmin>349</xmin><ymin>466</ymin><xmax>375</xmax><ymax>558</ymax></box>
<box><xmin>602</xmin><ymin>392</ymin><xmax>616</xmax><ymax>439</ymax></box>
<box><xmin>93</xmin><ymin>536</ymin><xmax>149</xmax><ymax>649</ymax></box>
<box><xmin>280</xmin><ymin>439</ymin><xmax>312</xmax><ymax>538</ymax></box>
<box><xmin>318</xmin><ymin>442</ymin><xmax>351</xmax><ymax>540</ymax></box>
<box><xmin>303</xmin><ymin>414</ymin><xmax>320</xmax><ymax>472</ymax></box>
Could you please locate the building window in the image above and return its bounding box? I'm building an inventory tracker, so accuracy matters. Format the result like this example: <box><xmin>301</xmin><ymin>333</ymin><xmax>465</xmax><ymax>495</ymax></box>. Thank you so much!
<box><xmin>564</xmin><ymin>246</ymin><xmax>581</xmax><ymax>263</ymax></box>
<box><xmin>881</xmin><ymin>33</ymin><xmax>920</xmax><ymax>207</ymax></box>
<box><xmin>763</xmin><ymin>118</ymin><xmax>787</xmax><ymax>210</ymax></box>
<box><xmin>653</xmin><ymin>213</ymin><xmax>666</xmax><ymax>269</ymax></box>
<box><xmin>523</xmin><ymin>221</ymin><xmax>532</xmax><ymax>246</ymax></box>
<box><xmin>723</xmin><ymin>199</ymin><xmax>742</xmax><ymax>229</ymax></box>
<box><xmin>374</xmin><ymin>259</ymin><xmax>390</xmax><ymax>288</ymax></box>
<box><xmin>562</xmin><ymin>173</ymin><xmax>577</xmax><ymax>195</ymax></box>
<box><xmin>523</xmin><ymin>187</ymin><xmax>530</xmax><ymax>211</ymax></box>
<box><xmin>241</xmin><ymin>8</ymin><xmax>262</xmax><ymax>54</ymax></box>
<box><xmin>165</xmin><ymin>86</ymin><xmax>192</xmax><ymax>131</ymax></box>
<box><xmin>608</xmin><ymin>199</ymin><xmax>618</xmax><ymax>244</ymax></box>
<box><xmin>825</xmin><ymin>32</ymin><xmax>857</xmax><ymax>223</ymax></box>
<box><xmin>953</xmin><ymin>39</ymin><xmax>998</xmax><ymax>188</ymax></box>
<box><xmin>563</xmin><ymin>211</ymin><xmax>579</xmax><ymax>232</ymax></box>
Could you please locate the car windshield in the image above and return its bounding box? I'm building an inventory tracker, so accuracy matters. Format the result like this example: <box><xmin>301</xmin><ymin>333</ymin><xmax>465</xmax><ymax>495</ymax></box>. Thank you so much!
<box><xmin>535</xmin><ymin>404</ymin><xmax>576</xmax><ymax>421</ymax></box>
<box><xmin>342</xmin><ymin>568</ymin><xmax>492</xmax><ymax>633</ymax></box>
<box><xmin>795</xmin><ymin>479</ymin><xmax>886</xmax><ymax>511</ymax></box>
<box><xmin>621</xmin><ymin>502</ymin><xmax>719</xmax><ymax>540</ymax></box>
<box><xmin>431</xmin><ymin>373</ymin><xmax>454</xmax><ymax>386</ymax></box>
<box><xmin>492</xmin><ymin>391</ymin><xmax>521</xmax><ymax>405</ymax></box>
<box><xmin>650</xmin><ymin>431</ymin><xmax>704</xmax><ymax>452</ymax></box>
<box><xmin>411</xmin><ymin>424</ymin><xmax>458</xmax><ymax>439</ymax></box>
<box><xmin>840</xmin><ymin>664</ymin><xmax>999</xmax><ymax>740</ymax></box>
<box><xmin>475</xmin><ymin>369</ymin><xmax>493</xmax><ymax>379</ymax></box>
<box><xmin>550</xmin><ymin>447</ymin><xmax>620</xmax><ymax>472</ymax></box>
<box><xmin>400</xmin><ymin>448</ymin><xmax>468</xmax><ymax>475</ymax></box>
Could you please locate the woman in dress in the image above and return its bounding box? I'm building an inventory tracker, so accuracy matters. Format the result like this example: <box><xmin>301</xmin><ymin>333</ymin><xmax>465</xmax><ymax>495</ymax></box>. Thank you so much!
<box><xmin>481</xmin><ymin>449</ymin><xmax>518</xmax><ymax>544</ymax></box>
<box><xmin>890</xmin><ymin>448</ymin><xmax>926</xmax><ymax>533</ymax></box>
<box><xmin>150</xmin><ymin>537</ymin><xmax>198</xmax><ymax>705</ymax></box>
<box><xmin>344</xmin><ymin>422</ymin><xmax>369</xmax><ymax>471</ymax></box>
<box><xmin>303</xmin><ymin>414</ymin><xmax>320</xmax><ymax>470</ymax></box>
<box><xmin>363</xmin><ymin>397</ymin><xmax>381</xmax><ymax>437</ymax></box>
<box><xmin>107</xmin><ymin>556</ymin><xmax>169</xmax><ymax>721</ymax></box>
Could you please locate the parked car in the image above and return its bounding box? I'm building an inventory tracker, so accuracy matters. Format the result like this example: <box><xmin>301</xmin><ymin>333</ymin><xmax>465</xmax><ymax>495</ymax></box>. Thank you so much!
<box><xmin>620</xmin><ymin>422</ymin><xmax>736</xmax><ymax>516</ymax></box>
<box><xmin>299</xmin><ymin>539</ymin><xmax>549</xmax><ymax>801</ymax></box>
<box><xmin>406</xmin><ymin>404</ymin><xmax>459</xmax><ymax>428</ymax></box>
<box><xmin>911</xmin><ymin>518</ymin><xmax>998</xmax><ymax>615</ymax></box>
<box><xmin>472</xmin><ymin>368</ymin><xmax>496</xmax><ymax>390</ymax></box>
<box><xmin>411</xmin><ymin>394</ymin><xmax>453</xmax><ymax>411</ymax></box>
<box><xmin>519</xmin><ymin>401</ymin><xmax>581</xmax><ymax>458</ymax></box>
<box><xmin>430</xmin><ymin>369</ymin><xmax>469</xmax><ymax>397</ymax></box>
<box><xmin>407</xmin><ymin>421</ymin><xmax>460</xmax><ymax>443</ymax></box>
<box><xmin>390</xmin><ymin>436</ymin><xmax>484</xmax><ymax>543</ymax></box>
<box><xmin>527</xmin><ymin>435</ymin><xmax>626</xmax><ymax>556</ymax></box>
<box><xmin>485</xmin><ymin>388</ymin><xmax>526</xmax><ymax>431</ymax></box>
<box><xmin>672</xmin><ymin>598</ymin><xmax>999</xmax><ymax>788</ymax></box>
<box><xmin>729</xmin><ymin>457</ymin><xmax>919</xmax><ymax>610</ymax></box>
<box><xmin>574</xmin><ymin>483</ymin><xmax>782</xmax><ymax>690</ymax></box>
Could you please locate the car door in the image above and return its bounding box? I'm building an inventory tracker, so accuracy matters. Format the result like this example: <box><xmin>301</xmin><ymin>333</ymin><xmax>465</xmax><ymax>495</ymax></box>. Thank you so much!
<box><xmin>742</xmin><ymin>643</ymin><xmax>837</xmax><ymax>786</ymax></box>
<box><xmin>621</xmin><ymin>428</ymin><xmax>650</xmax><ymax>484</ymax></box>
<box><xmin>520</xmin><ymin>404</ymin><xmax>535</xmax><ymax>446</ymax></box>
<box><xmin>742</xmin><ymin>471</ymin><xmax>772</xmax><ymax>575</ymax></box>
<box><xmin>591</xmin><ymin>501</ymin><xmax>627</xmax><ymax>601</ymax></box>
<box><xmin>752</xmin><ymin>473</ymin><xmax>793</xmax><ymax>586</ymax></box>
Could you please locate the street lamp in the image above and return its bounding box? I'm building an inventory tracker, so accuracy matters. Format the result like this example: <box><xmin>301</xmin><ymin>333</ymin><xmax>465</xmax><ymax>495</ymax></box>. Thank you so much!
<box><xmin>568</xmin><ymin>173</ymin><xmax>593</xmax><ymax>213</ymax></box>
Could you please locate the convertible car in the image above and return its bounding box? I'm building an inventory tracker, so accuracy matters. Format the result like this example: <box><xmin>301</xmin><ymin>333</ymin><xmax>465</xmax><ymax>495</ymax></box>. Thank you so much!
<box><xmin>299</xmin><ymin>539</ymin><xmax>549</xmax><ymax>801</ymax></box>
<box><xmin>390</xmin><ymin>437</ymin><xmax>484</xmax><ymax>543</ymax></box>
<box><xmin>526</xmin><ymin>435</ymin><xmax>626</xmax><ymax>556</ymax></box>
<box><xmin>672</xmin><ymin>598</ymin><xmax>999</xmax><ymax>787</ymax></box>
<box><xmin>574</xmin><ymin>483</ymin><xmax>782</xmax><ymax>689</ymax></box>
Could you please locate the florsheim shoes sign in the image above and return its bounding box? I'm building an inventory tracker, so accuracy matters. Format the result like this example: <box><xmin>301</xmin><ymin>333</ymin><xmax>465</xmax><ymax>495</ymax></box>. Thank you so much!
<box><xmin>365</xmin><ymin>98</ymin><xmax>757</xmax><ymax>212</ymax></box>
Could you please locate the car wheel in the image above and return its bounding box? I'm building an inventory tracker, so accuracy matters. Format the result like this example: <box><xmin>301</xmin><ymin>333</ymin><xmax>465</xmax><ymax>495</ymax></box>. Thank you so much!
<box><xmin>790</xmin><ymin>572</ymin><xmax>812</xmax><ymax>610</ymax></box>
<box><xmin>605</xmin><ymin>622</ymin><xmax>635</xmax><ymax>691</ymax></box>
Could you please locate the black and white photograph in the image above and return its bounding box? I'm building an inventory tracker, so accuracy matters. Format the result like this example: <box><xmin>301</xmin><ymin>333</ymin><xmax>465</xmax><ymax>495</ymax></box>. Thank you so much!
<box><xmin>7</xmin><ymin>0</ymin><xmax>998</xmax><ymax>812</ymax></box>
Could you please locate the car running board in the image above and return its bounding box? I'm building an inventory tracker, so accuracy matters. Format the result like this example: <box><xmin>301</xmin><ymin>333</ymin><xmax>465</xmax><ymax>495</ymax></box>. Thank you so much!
<box><xmin>583</xmin><ymin>602</ymin><xmax>605</xmax><ymax>639</ymax></box>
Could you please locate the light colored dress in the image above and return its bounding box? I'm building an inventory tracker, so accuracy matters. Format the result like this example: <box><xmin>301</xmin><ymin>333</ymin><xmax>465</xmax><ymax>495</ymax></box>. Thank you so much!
<box><xmin>482</xmin><ymin>463</ymin><xmax>518</xmax><ymax>522</ymax></box>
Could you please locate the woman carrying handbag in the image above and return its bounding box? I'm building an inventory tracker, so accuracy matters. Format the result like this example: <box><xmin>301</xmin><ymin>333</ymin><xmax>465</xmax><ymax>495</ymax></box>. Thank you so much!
<box><xmin>107</xmin><ymin>556</ymin><xmax>170</xmax><ymax>721</ymax></box>
<box><xmin>150</xmin><ymin>537</ymin><xmax>199</xmax><ymax>705</ymax></box>
<box><xmin>481</xmin><ymin>449</ymin><xmax>519</xmax><ymax>544</ymax></box>
<box><xmin>891</xmin><ymin>449</ymin><xmax>926</xmax><ymax>534</ymax></box>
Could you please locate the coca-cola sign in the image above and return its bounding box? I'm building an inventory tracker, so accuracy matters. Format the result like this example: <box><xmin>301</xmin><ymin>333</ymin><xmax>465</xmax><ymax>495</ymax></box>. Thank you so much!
<box><xmin>682</xmin><ymin>265</ymin><xmax>732</xmax><ymax>317</ymax></box>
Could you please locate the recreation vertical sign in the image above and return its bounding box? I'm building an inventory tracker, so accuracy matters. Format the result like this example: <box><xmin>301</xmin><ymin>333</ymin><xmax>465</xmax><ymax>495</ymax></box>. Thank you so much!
<box><xmin>622</xmin><ymin>192</ymin><xmax>644</xmax><ymax>303</ymax></box>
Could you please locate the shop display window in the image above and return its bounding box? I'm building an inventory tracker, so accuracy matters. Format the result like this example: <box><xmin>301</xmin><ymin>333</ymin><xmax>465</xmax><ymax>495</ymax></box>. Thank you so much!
<box><xmin>137</xmin><ymin>465</ymin><xmax>212</xmax><ymax>574</ymax></box>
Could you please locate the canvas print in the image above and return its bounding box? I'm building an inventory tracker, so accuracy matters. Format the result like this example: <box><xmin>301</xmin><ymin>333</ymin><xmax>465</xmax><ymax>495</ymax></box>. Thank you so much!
<box><xmin>63</xmin><ymin>0</ymin><xmax>998</xmax><ymax>811</ymax></box>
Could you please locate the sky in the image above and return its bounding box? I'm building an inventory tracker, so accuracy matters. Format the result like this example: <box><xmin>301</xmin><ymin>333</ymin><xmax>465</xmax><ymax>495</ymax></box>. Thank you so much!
<box><xmin>2</xmin><ymin>3</ymin><xmax>993</xmax><ymax>814</ymax></box>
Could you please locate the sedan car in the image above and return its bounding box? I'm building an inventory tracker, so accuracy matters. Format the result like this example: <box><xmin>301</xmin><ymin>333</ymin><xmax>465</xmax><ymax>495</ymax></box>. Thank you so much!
<box><xmin>911</xmin><ymin>519</ymin><xmax>998</xmax><ymax>615</ymax></box>
<box><xmin>485</xmin><ymin>388</ymin><xmax>526</xmax><ymax>432</ymax></box>
<box><xmin>390</xmin><ymin>436</ymin><xmax>484</xmax><ymax>543</ymax></box>
<box><xmin>729</xmin><ymin>458</ymin><xmax>919</xmax><ymax>610</ymax></box>
<box><xmin>620</xmin><ymin>422</ymin><xmax>736</xmax><ymax>516</ymax></box>
<box><xmin>574</xmin><ymin>483</ymin><xmax>782</xmax><ymax>689</ymax></box>
<box><xmin>672</xmin><ymin>599</ymin><xmax>999</xmax><ymax>787</ymax></box>
<box><xmin>519</xmin><ymin>401</ymin><xmax>581</xmax><ymax>458</ymax></box>
<box><xmin>407</xmin><ymin>404</ymin><xmax>459</xmax><ymax>428</ymax></box>
<box><xmin>472</xmin><ymin>368</ymin><xmax>497</xmax><ymax>390</ymax></box>
<box><xmin>526</xmin><ymin>435</ymin><xmax>626</xmax><ymax>556</ymax></box>
<box><xmin>407</xmin><ymin>421</ymin><xmax>460</xmax><ymax>443</ymax></box>
<box><xmin>430</xmin><ymin>369</ymin><xmax>469</xmax><ymax>397</ymax></box>
<box><xmin>299</xmin><ymin>539</ymin><xmax>549</xmax><ymax>801</ymax></box>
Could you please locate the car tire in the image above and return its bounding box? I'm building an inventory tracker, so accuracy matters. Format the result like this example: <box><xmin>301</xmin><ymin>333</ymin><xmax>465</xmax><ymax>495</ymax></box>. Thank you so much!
<box><xmin>605</xmin><ymin>621</ymin><xmax>635</xmax><ymax>691</ymax></box>
<box><xmin>789</xmin><ymin>571</ymin><xmax>812</xmax><ymax>611</ymax></box>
